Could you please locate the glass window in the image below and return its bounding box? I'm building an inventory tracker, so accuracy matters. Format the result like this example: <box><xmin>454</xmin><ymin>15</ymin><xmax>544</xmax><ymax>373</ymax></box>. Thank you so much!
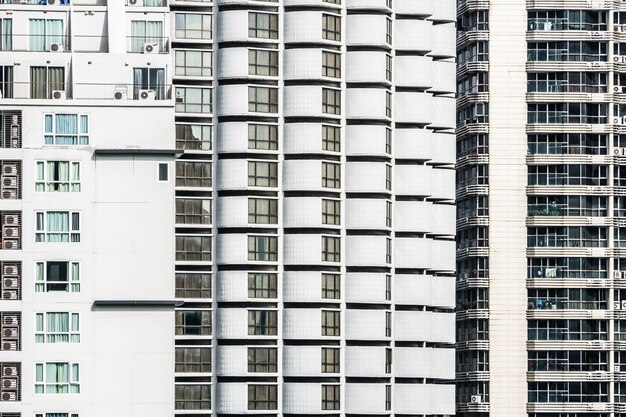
<box><xmin>322</xmin><ymin>310</ymin><xmax>340</xmax><ymax>336</ymax></box>
<box><xmin>322</xmin><ymin>88</ymin><xmax>341</xmax><ymax>114</ymax></box>
<box><xmin>322</xmin><ymin>347</ymin><xmax>340</xmax><ymax>373</ymax></box>
<box><xmin>175</xmin><ymin>87</ymin><xmax>212</xmax><ymax>114</ymax></box>
<box><xmin>322</xmin><ymin>162</ymin><xmax>341</xmax><ymax>189</ymax></box>
<box><xmin>249</xmin><ymin>49</ymin><xmax>279</xmax><ymax>76</ymax></box>
<box><xmin>322</xmin><ymin>199</ymin><xmax>340</xmax><ymax>225</ymax></box>
<box><xmin>249</xmin><ymin>124</ymin><xmax>278</xmax><ymax>150</ymax></box>
<box><xmin>322</xmin><ymin>385</ymin><xmax>340</xmax><ymax>410</ymax></box>
<box><xmin>248</xmin><ymin>347</ymin><xmax>278</xmax><ymax>372</ymax></box>
<box><xmin>175</xmin><ymin>272</ymin><xmax>211</xmax><ymax>299</ymax></box>
<box><xmin>248</xmin><ymin>385</ymin><xmax>278</xmax><ymax>410</ymax></box>
<box><xmin>35</xmin><ymin>211</ymin><xmax>80</xmax><ymax>243</ymax></box>
<box><xmin>176</xmin><ymin>161</ymin><xmax>212</xmax><ymax>188</ymax></box>
<box><xmin>248</xmin><ymin>86</ymin><xmax>279</xmax><ymax>113</ymax></box>
<box><xmin>35</xmin><ymin>312</ymin><xmax>79</xmax><ymax>343</ymax></box>
<box><xmin>322</xmin><ymin>14</ymin><xmax>341</xmax><ymax>41</ymax></box>
<box><xmin>129</xmin><ymin>20</ymin><xmax>164</xmax><ymax>53</ymax></box>
<box><xmin>35</xmin><ymin>362</ymin><xmax>80</xmax><ymax>394</ymax></box>
<box><xmin>322</xmin><ymin>273</ymin><xmax>340</xmax><ymax>299</ymax></box>
<box><xmin>44</xmin><ymin>114</ymin><xmax>88</xmax><ymax>145</ymax></box>
<box><xmin>175</xmin><ymin>347</ymin><xmax>211</xmax><ymax>373</ymax></box>
<box><xmin>175</xmin><ymin>50</ymin><xmax>212</xmax><ymax>77</ymax></box>
<box><xmin>248</xmin><ymin>273</ymin><xmax>278</xmax><ymax>298</ymax></box>
<box><xmin>175</xmin><ymin>235</ymin><xmax>212</xmax><ymax>262</ymax></box>
<box><xmin>322</xmin><ymin>236</ymin><xmax>341</xmax><ymax>262</ymax></box>
<box><xmin>248</xmin><ymin>161</ymin><xmax>278</xmax><ymax>187</ymax></box>
<box><xmin>29</xmin><ymin>19</ymin><xmax>64</xmax><ymax>52</ymax></box>
<box><xmin>322</xmin><ymin>125</ymin><xmax>341</xmax><ymax>152</ymax></box>
<box><xmin>35</xmin><ymin>161</ymin><xmax>80</xmax><ymax>192</ymax></box>
<box><xmin>248</xmin><ymin>310</ymin><xmax>278</xmax><ymax>335</ymax></box>
<box><xmin>175</xmin><ymin>13</ymin><xmax>212</xmax><ymax>40</ymax></box>
<box><xmin>322</xmin><ymin>51</ymin><xmax>341</xmax><ymax>78</ymax></box>
<box><xmin>175</xmin><ymin>384</ymin><xmax>210</xmax><ymax>410</ymax></box>
<box><xmin>248</xmin><ymin>236</ymin><xmax>278</xmax><ymax>261</ymax></box>
<box><xmin>35</xmin><ymin>261</ymin><xmax>80</xmax><ymax>293</ymax></box>
<box><xmin>248</xmin><ymin>12</ymin><xmax>279</xmax><ymax>39</ymax></box>
<box><xmin>175</xmin><ymin>310</ymin><xmax>211</xmax><ymax>336</ymax></box>
<box><xmin>176</xmin><ymin>123</ymin><xmax>212</xmax><ymax>151</ymax></box>
<box><xmin>248</xmin><ymin>198</ymin><xmax>278</xmax><ymax>224</ymax></box>
<box><xmin>176</xmin><ymin>198</ymin><xmax>212</xmax><ymax>224</ymax></box>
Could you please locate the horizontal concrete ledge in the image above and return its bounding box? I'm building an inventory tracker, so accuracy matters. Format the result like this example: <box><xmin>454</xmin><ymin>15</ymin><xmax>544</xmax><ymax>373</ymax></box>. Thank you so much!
<box><xmin>93</xmin><ymin>149</ymin><xmax>181</xmax><ymax>157</ymax></box>
<box><xmin>93</xmin><ymin>300</ymin><xmax>184</xmax><ymax>307</ymax></box>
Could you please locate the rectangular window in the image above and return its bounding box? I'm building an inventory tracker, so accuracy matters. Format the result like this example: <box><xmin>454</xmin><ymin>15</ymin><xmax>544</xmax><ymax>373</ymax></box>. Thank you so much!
<box><xmin>322</xmin><ymin>273</ymin><xmax>340</xmax><ymax>299</ymax></box>
<box><xmin>175</xmin><ymin>13</ymin><xmax>212</xmax><ymax>40</ymax></box>
<box><xmin>248</xmin><ymin>347</ymin><xmax>278</xmax><ymax>372</ymax></box>
<box><xmin>322</xmin><ymin>236</ymin><xmax>341</xmax><ymax>262</ymax></box>
<box><xmin>385</xmin><ymin>274</ymin><xmax>391</xmax><ymax>301</ymax></box>
<box><xmin>322</xmin><ymin>310</ymin><xmax>340</xmax><ymax>336</ymax></box>
<box><xmin>385</xmin><ymin>348</ymin><xmax>392</xmax><ymax>373</ymax></box>
<box><xmin>385</xmin><ymin>385</ymin><xmax>391</xmax><ymax>410</ymax></box>
<box><xmin>322</xmin><ymin>199</ymin><xmax>341</xmax><ymax>225</ymax></box>
<box><xmin>176</xmin><ymin>161</ymin><xmax>212</xmax><ymax>188</ymax></box>
<box><xmin>386</xmin><ymin>18</ymin><xmax>392</xmax><ymax>44</ymax></box>
<box><xmin>43</xmin><ymin>113</ymin><xmax>88</xmax><ymax>145</ymax></box>
<box><xmin>35</xmin><ymin>312</ymin><xmax>79</xmax><ymax>343</ymax></box>
<box><xmin>386</xmin><ymin>91</ymin><xmax>392</xmax><ymax>118</ymax></box>
<box><xmin>322</xmin><ymin>385</ymin><xmax>340</xmax><ymax>410</ymax></box>
<box><xmin>0</xmin><ymin>66</ymin><xmax>14</xmax><ymax>99</ymax></box>
<box><xmin>385</xmin><ymin>311</ymin><xmax>392</xmax><ymax>337</ymax></box>
<box><xmin>175</xmin><ymin>235</ymin><xmax>212</xmax><ymax>262</ymax></box>
<box><xmin>35</xmin><ymin>414</ymin><xmax>78</xmax><ymax>417</ymax></box>
<box><xmin>130</xmin><ymin>20</ymin><xmax>164</xmax><ymax>53</ymax></box>
<box><xmin>249</xmin><ymin>49</ymin><xmax>279</xmax><ymax>76</ymax></box>
<box><xmin>175</xmin><ymin>87</ymin><xmax>212</xmax><ymax>114</ymax></box>
<box><xmin>248</xmin><ymin>236</ymin><xmax>278</xmax><ymax>261</ymax></box>
<box><xmin>248</xmin><ymin>385</ymin><xmax>278</xmax><ymax>410</ymax></box>
<box><xmin>249</xmin><ymin>86</ymin><xmax>279</xmax><ymax>113</ymax></box>
<box><xmin>386</xmin><ymin>54</ymin><xmax>392</xmax><ymax>82</ymax></box>
<box><xmin>386</xmin><ymin>165</ymin><xmax>392</xmax><ymax>191</ymax></box>
<box><xmin>132</xmin><ymin>67</ymin><xmax>166</xmax><ymax>100</ymax></box>
<box><xmin>248</xmin><ymin>310</ymin><xmax>278</xmax><ymax>335</ymax></box>
<box><xmin>35</xmin><ymin>161</ymin><xmax>80</xmax><ymax>192</ymax></box>
<box><xmin>248</xmin><ymin>198</ymin><xmax>278</xmax><ymax>224</ymax></box>
<box><xmin>29</xmin><ymin>19</ymin><xmax>64</xmax><ymax>52</ymax></box>
<box><xmin>0</xmin><ymin>19</ymin><xmax>12</xmax><ymax>51</ymax></box>
<box><xmin>385</xmin><ymin>128</ymin><xmax>392</xmax><ymax>154</ymax></box>
<box><xmin>248</xmin><ymin>12</ymin><xmax>279</xmax><ymax>39</ymax></box>
<box><xmin>175</xmin><ymin>347</ymin><xmax>211</xmax><ymax>373</ymax></box>
<box><xmin>176</xmin><ymin>123</ymin><xmax>212</xmax><ymax>151</ymax></box>
<box><xmin>248</xmin><ymin>273</ymin><xmax>278</xmax><ymax>298</ymax></box>
<box><xmin>175</xmin><ymin>272</ymin><xmax>211</xmax><ymax>299</ymax></box>
<box><xmin>31</xmin><ymin>66</ymin><xmax>65</xmax><ymax>99</ymax></box>
<box><xmin>35</xmin><ymin>211</ymin><xmax>80</xmax><ymax>243</ymax></box>
<box><xmin>175</xmin><ymin>384</ymin><xmax>210</xmax><ymax>410</ymax></box>
<box><xmin>322</xmin><ymin>51</ymin><xmax>341</xmax><ymax>78</ymax></box>
<box><xmin>248</xmin><ymin>161</ymin><xmax>278</xmax><ymax>187</ymax></box>
<box><xmin>322</xmin><ymin>125</ymin><xmax>341</xmax><ymax>152</ymax></box>
<box><xmin>322</xmin><ymin>347</ymin><xmax>340</xmax><ymax>373</ymax></box>
<box><xmin>158</xmin><ymin>163</ymin><xmax>168</xmax><ymax>181</ymax></box>
<box><xmin>248</xmin><ymin>123</ymin><xmax>278</xmax><ymax>150</ymax></box>
<box><xmin>322</xmin><ymin>14</ymin><xmax>341</xmax><ymax>41</ymax></box>
<box><xmin>175</xmin><ymin>50</ymin><xmax>212</xmax><ymax>77</ymax></box>
<box><xmin>386</xmin><ymin>238</ymin><xmax>392</xmax><ymax>264</ymax></box>
<box><xmin>176</xmin><ymin>198</ymin><xmax>212</xmax><ymax>225</ymax></box>
<box><xmin>175</xmin><ymin>310</ymin><xmax>211</xmax><ymax>336</ymax></box>
<box><xmin>322</xmin><ymin>88</ymin><xmax>341</xmax><ymax>115</ymax></box>
<box><xmin>35</xmin><ymin>261</ymin><xmax>80</xmax><ymax>293</ymax></box>
<box><xmin>35</xmin><ymin>362</ymin><xmax>79</xmax><ymax>394</ymax></box>
<box><xmin>386</xmin><ymin>201</ymin><xmax>392</xmax><ymax>227</ymax></box>
<box><xmin>322</xmin><ymin>162</ymin><xmax>341</xmax><ymax>189</ymax></box>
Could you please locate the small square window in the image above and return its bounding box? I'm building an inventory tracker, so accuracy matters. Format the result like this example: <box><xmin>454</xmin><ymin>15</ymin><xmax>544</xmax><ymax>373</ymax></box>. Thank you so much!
<box><xmin>159</xmin><ymin>163</ymin><xmax>168</xmax><ymax>181</ymax></box>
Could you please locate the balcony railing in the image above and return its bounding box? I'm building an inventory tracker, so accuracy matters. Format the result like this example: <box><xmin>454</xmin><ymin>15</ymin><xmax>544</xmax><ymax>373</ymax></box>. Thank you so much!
<box><xmin>0</xmin><ymin>0</ymin><xmax>106</xmax><ymax>4</ymax></box>
<box><xmin>126</xmin><ymin>37</ymin><xmax>170</xmax><ymax>54</ymax></box>
<box><xmin>0</xmin><ymin>82</ymin><xmax>172</xmax><ymax>100</ymax></box>
<box><xmin>125</xmin><ymin>0</ymin><xmax>167</xmax><ymax>5</ymax></box>
<box><xmin>0</xmin><ymin>35</ymin><xmax>109</xmax><ymax>53</ymax></box>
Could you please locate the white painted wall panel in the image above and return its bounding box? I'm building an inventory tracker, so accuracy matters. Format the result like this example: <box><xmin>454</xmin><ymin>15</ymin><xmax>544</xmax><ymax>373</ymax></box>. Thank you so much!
<box><xmin>345</xmin><ymin>384</ymin><xmax>388</xmax><ymax>414</ymax></box>
<box><xmin>395</xmin><ymin>19</ymin><xmax>432</xmax><ymax>52</ymax></box>
<box><xmin>283</xmin><ymin>383</ymin><xmax>324</xmax><ymax>414</ymax></box>
<box><xmin>283</xmin><ymin>160</ymin><xmax>323</xmax><ymax>191</ymax></box>
<box><xmin>283</xmin><ymin>271</ymin><xmax>326</xmax><ymax>303</ymax></box>
<box><xmin>284</xmin><ymin>197</ymin><xmax>325</xmax><ymax>228</ymax></box>
<box><xmin>284</xmin><ymin>123</ymin><xmax>326</xmax><ymax>154</ymax></box>
<box><xmin>346</xmin><ymin>88</ymin><xmax>390</xmax><ymax>120</ymax></box>
<box><xmin>215</xmin><ymin>383</ymin><xmax>251</xmax><ymax>414</ymax></box>
<box><xmin>395</xmin><ymin>274</ymin><xmax>455</xmax><ymax>308</ymax></box>
<box><xmin>283</xmin><ymin>346</ymin><xmax>325</xmax><ymax>376</ymax></box>
<box><xmin>345</xmin><ymin>199</ymin><xmax>388</xmax><ymax>230</ymax></box>
<box><xmin>284</xmin><ymin>11</ymin><xmax>326</xmax><ymax>44</ymax></box>
<box><xmin>395</xmin><ymin>56</ymin><xmax>433</xmax><ymax>88</ymax></box>
<box><xmin>345</xmin><ymin>235</ymin><xmax>389</xmax><ymax>266</ymax></box>
<box><xmin>395</xmin><ymin>311</ymin><xmax>455</xmax><ymax>343</ymax></box>
<box><xmin>217</xmin><ymin>47</ymin><xmax>249</xmax><ymax>79</ymax></box>
<box><xmin>395</xmin><ymin>384</ymin><xmax>455</xmax><ymax>415</ymax></box>
<box><xmin>394</xmin><ymin>92</ymin><xmax>433</xmax><ymax>124</ymax></box>
<box><xmin>395</xmin><ymin>165</ymin><xmax>432</xmax><ymax>196</ymax></box>
<box><xmin>284</xmin><ymin>49</ymin><xmax>324</xmax><ymax>80</ymax></box>
<box><xmin>394</xmin><ymin>201</ymin><xmax>433</xmax><ymax>233</ymax></box>
<box><xmin>394</xmin><ymin>238</ymin><xmax>432</xmax><ymax>269</ymax></box>
<box><xmin>395</xmin><ymin>347</ymin><xmax>455</xmax><ymax>379</ymax></box>
<box><xmin>216</xmin><ymin>345</ymin><xmax>249</xmax><ymax>376</ymax></box>
<box><xmin>346</xmin><ymin>124</ymin><xmax>389</xmax><ymax>157</ymax></box>
<box><xmin>346</xmin><ymin>51</ymin><xmax>389</xmax><ymax>83</ymax></box>
<box><xmin>345</xmin><ymin>162</ymin><xmax>388</xmax><ymax>193</ymax></box>
<box><xmin>216</xmin><ymin>271</ymin><xmax>250</xmax><ymax>302</ymax></box>
<box><xmin>346</xmin><ymin>15</ymin><xmax>389</xmax><ymax>47</ymax></box>
<box><xmin>345</xmin><ymin>346</ymin><xmax>386</xmax><ymax>377</ymax></box>
<box><xmin>345</xmin><ymin>310</ymin><xmax>388</xmax><ymax>340</ymax></box>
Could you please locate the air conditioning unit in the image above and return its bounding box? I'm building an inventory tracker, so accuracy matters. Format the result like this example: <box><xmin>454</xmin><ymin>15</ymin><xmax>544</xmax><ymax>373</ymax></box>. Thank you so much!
<box><xmin>2</xmin><ymin>227</ymin><xmax>18</xmax><ymax>239</ymax></box>
<box><xmin>50</xmin><ymin>43</ymin><xmax>63</xmax><ymax>52</ymax></box>
<box><xmin>615</xmin><ymin>270</ymin><xmax>623</xmax><ymax>278</ymax></box>
<box><xmin>128</xmin><ymin>0</ymin><xmax>144</xmax><ymax>5</ymax></box>
<box><xmin>114</xmin><ymin>91</ymin><xmax>127</xmax><ymax>100</ymax></box>
<box><xmin>2</xmin><ymin>366</ymin><xmax>16</xmax><ymax>377</ymax></box>
<box><xmin>139</xmin><ymin>89</ymin><xmax>156</xmax><ymax>100</ymax></box>
<box><xmin>3</xmin><ymin>316</ymin><xmax>17</xmax><ymax>327</ymax></box>
<box><xmin>614</xmin><ymin>56</ymin><xmax>625</xmax><ymax>64</ymax></box>
<box><xmin>48</xmin><ymin>0</ymin><xmax>57</xmax><ymax>4</ymax></box>
<box><xmin>3</xmin><ymin>328</ymin><xmax>18</xmax><ymax>339</ymax></box>
<box><xmin>615</xmin><ymin>301</ymin><xmax>621</xmax><ymax>310</ymax></box>
<box><xmin>3</xmin><ymin>265</ymin><xmax>18</xmax><ymax>276</ymax></box>
<box><xmin>3</xmin><ymin>165</ymin><xmax>17</xmax><ymax>176</ymax></box>
<box><xmin>3</xmin><ymin>215</ymin><xmax>18</xmax><ymax>225</ymax></box>
<box><xmin>2</xmin><ymin>378</ymin><xmax>17</xmax><ymax>390</ymax></box>
<box><xmin>1</xmin><ymin>190</ymin><xmax>16</xmax><ymax>200</ymax></box>
<box><xmin>3</xmin><ymin>277</ymin><xmax>17</xmax><ymax>289</ymax></box>
<box><xmin>2</xmin><ymin>240</ymin><xmax>16</xmax><ymax>250</ymax></box>
<box><xmin>1</xmin><ymin>177</ymin><xmax>17</xmax><ymax>189</ymax></box>
<box><xmin>1</xmin><ymin>392</ymin><xmax>16</xmax><ymax>401</ymax></box>
<box><xmin>52</xmin><ymin>90</ymin><xmax>66</xmax><ymax>100</ymax></box>
<box><xmin>470</xmin><ymin>395</ymin><xmax>482</xmax><ymax>404</ymax></box>
<box><xmin>2</xmin><ymin>291</ymin><xmax>17</xmax><ymax>301</ymax></box>
<box><xmin>1</xmin><ymin>341</ymin><xmax>16</xmax><ymax>351</ymax></box>
<box><xmin>621</xmin><ymin>300</ymin><xmax>626</xmax><ymax>310</ymax></box>
<box><xmin>616</xmin><ymin>85</ymin><xmax>623</xmax><ymax>93</ymax></box>
<box><xmin>143</xmin><ymin>42</ymin><xmax>159</xmax><ymax>54</ymax></box>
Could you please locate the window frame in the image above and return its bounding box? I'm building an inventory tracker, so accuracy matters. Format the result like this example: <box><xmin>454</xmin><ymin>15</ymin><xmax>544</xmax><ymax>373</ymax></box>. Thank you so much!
<box><xmin>35</xmin><ymin>211</ymin><xmax>80</xmax><ymax>243</ymax></box>
<box><xmin>43</xmin><ymin>113</ymin><xmax>89</xmax><ymax>146</ymax></box>
<box><xmin>34</xmin><ymin>312</ymin><xmax>80</xmax><ymax>343</ymax></box>
<box><xmin>35</xmin><ymin>261</ymin><xmax>80</xmax><ymax>293</ymax></box>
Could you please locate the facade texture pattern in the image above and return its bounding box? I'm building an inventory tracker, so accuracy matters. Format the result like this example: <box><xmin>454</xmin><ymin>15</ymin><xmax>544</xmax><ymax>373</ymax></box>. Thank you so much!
<box><xmin>456</xmin><ymin>0</ymin><xmax>626</xmax><ymax>416</ymax></box>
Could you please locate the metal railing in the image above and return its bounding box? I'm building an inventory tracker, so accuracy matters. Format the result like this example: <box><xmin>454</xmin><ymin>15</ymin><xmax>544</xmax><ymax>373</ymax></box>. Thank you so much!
<box><xmin>0</xmin><ymin>82</ymin><xmax>173</xmax><ymax>100</ymax></box>
<box><xmin>126</xmin><ymin>36</ymin><xmax>170</xmax><ymax>54</ymax></box>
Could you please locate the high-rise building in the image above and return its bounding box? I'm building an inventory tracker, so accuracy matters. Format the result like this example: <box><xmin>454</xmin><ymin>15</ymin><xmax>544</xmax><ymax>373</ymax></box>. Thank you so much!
<box><xmin>456</xmin><ymin>1</ymin><xmax>626</xmax><ymax>416</ymax></box>
<box><xmin>0</xmin><ymin>0</ymin><xmax>457</xmax><ymax>416</ymax></box>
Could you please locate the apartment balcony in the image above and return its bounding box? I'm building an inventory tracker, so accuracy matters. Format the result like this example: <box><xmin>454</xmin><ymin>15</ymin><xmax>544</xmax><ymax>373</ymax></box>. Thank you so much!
<box><xmin>526</xmin><ymin>61</ymin><xmax>611</xmax><ymax>73</ymax></box>
<box><xmin>456</xmin><ymin>0</ymin><xmax>489</xmax><ymax>17</ymax></box>
<box><xmin>527</xmin><ymin>370</ymin><xmax>611</xmax><ymax>381</ymax></box>
<box><xmin>526</xmin><ymin>92</ymin><xmax>610</xmax><ymax>103</ymax></box>
<box><xmin>456</xmin><ymin>401</ymin><xmax>490</xmax><ymax>414</ymax></box>
<box><xmin>0</xmin><ymin>35</ymin><xmax>110</xmax><ymax>53</ymax></box>
<box><xmin>0</xmin><ymin>83</ymin><xmax>173</xmax><ymax>102</ymax></box>
<box><xmin>526</xmin><ymin>402</ymin><xmax>609</xmax><ymax>414</ymax></box>
<box><xmin>126</xmin><ymin>0</ymin><xmax>167</xmax><ymax>6</ymax></box>
<box><xmin>526</xmin><ymin>30</ymin><xmax>611</xmax><ymax>42</ymax></box>
<box><xmin>526</xmin><ymin>154</ymin><xmax>609</xmax><ymax>165</ymax></box>
<box><xmin>457</xmin><ymin>61</ymin><xmax>489</xmax><ymax>79</ymax></box>
<box><xmin>525</xmin><ymin>0</ymin><xmax>612</xmax><ymax>9</ymax></box>
<box><xmin>456</xmin><ymin>30</ymin><xmax>489</xmax><ymax>50</ymax></box>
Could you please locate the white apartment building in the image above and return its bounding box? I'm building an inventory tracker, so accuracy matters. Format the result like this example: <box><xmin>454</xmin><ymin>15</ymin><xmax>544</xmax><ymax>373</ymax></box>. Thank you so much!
<box><xmin>456</xmin><ymin>0</ymin><xmax>626</xmax><ymax>416</ymax></box>
<box><xmin>0</xmin><ymin>0</ymin><xmax>456</xmax><ymax>416</ymax></box>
